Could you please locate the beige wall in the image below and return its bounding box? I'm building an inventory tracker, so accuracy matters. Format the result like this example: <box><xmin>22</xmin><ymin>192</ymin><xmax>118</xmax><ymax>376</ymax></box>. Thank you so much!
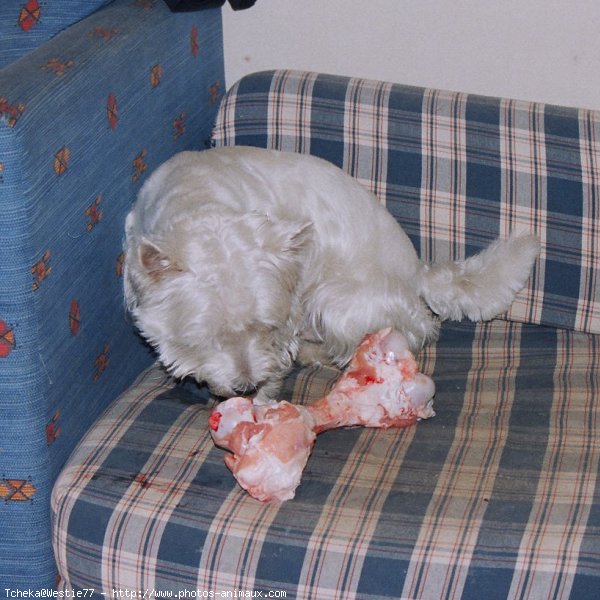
<box><xmin>223</xmin><ymin>0</ymin><xmax>600</xmax><ymax>110</ymax></box>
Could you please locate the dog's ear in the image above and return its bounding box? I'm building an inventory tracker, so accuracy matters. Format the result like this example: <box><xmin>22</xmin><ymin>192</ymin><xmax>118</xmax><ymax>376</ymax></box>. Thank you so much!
<box><xmin>254</xmin><ymin>214</ymin><xmax>312</xmax><ymax>256</ymax></box>
<box><xmin>139</xmin><ymin>239</ymin><xmax>181</xmax><ymax>279</ymax></box>
<box><xmin>283</xmin><ymin>220</ymin><xmax>313</xmax><ymax>255</ymax></box>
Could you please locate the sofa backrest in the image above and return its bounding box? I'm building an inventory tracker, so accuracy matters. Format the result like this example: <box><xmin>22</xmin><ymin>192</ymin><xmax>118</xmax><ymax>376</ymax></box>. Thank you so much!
<box><xmin>0</xmin><ymin>1</ymin><xmax>114</xmax><ymax>70</ymax></box>
<box><xmin>212</xmin><ymin>69</ymin><xmax>600</xmax><ymax>336</ymax></box>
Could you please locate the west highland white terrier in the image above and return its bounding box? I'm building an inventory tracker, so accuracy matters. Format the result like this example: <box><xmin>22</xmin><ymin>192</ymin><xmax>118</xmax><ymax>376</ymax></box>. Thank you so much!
<box><xmin>124</xmin><ymin>146</ymin><xmax>539</xmax><ymax>402</ymax></box>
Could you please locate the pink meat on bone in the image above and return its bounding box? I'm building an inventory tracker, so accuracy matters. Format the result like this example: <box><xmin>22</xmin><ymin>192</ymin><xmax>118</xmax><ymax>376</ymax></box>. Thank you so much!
<box><xmin>209</xmin><ymin>328</ymin><xmax>435</xmax><ymax>502</ymax></box>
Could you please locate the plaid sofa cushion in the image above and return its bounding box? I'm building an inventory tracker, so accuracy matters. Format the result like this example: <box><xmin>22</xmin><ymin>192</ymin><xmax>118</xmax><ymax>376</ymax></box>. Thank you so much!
<box><xmin>211</xmin><ymin>70</ymin><xmax>600</xmax><ymax>336</ymax></box>
<box><xmin>52</xmin><ymin>321</ymin><xmax>600</xmax><ymax>599</ymax></box>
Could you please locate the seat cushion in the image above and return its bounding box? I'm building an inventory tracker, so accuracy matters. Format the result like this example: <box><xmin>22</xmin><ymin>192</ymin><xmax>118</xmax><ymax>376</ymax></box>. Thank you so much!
<box><xmin>52</xmin><ymin>320</ymin><xmax>600</xmax><ymax>598</ymax></box>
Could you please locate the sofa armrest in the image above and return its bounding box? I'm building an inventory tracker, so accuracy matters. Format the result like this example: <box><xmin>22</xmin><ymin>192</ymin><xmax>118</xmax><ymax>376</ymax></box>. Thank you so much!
<box><xmin>0</xmin><ymin>1</ymin><xmax>115</xmax><ymax>69</ymax></box>
<box><xmin>0</xmin><ymin>0</ymin><xmax>223</xmax><ymax>589</ymax></box>
<box><xmin>212</xmin><ymin>69</ymin><xmax>600</xmax><ymax>336</ymax></box>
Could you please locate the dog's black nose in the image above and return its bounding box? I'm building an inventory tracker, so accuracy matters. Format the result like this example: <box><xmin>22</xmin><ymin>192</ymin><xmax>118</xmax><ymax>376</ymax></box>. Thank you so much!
<box><xmin>233</xmin><ymin>382</ymin><xmax>257</xmax><ymax>396</ymax></box>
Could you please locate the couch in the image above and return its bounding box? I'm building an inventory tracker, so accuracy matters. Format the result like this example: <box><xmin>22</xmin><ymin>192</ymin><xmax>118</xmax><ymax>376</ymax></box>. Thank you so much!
<box><xmin>0</xmin><ymin>0</ymin><xmax>224</xmax><ymax>592</ymax></box>
<box><xmin>3</xmin><ymin>13</ymin><xmax>599</xmax><ymax>600</ymax></box>
<box><xmin>47</xmin><ymin>70</ymin><xmax>600</xmax><ymax>598</ymax></box>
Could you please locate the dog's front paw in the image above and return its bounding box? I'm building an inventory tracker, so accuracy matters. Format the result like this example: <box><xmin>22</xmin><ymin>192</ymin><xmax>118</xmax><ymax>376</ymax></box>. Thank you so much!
<box><xmin>296</xmin><ymin>339</ymin><xmax>331</xmax><ymax>366</ymax></box>
<box><xmin>252</xmin><ymin>378</ymin><xmax>284</xmax><ymax>405</ymax></box>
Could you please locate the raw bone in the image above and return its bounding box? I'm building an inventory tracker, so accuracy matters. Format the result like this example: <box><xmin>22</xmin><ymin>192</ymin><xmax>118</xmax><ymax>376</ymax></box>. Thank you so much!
<box><xmin>209</xmin><ymin>328</ymin><xmax>435</xmax><ymax>502</ymax></box>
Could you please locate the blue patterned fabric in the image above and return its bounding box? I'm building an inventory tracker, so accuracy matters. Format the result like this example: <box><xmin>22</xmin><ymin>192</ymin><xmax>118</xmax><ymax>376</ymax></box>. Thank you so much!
<box><xmin>213</xmin><ymin>70</ymin><xmax>600</xmax><ymax>336</ymax></box>
<box><xmin>0</xmin><ymin>0</ymin><xmax>223</xmax><ymax>592</ymax></box>
<box><xmin>51</xmin><ymin>70</ymin><xmax>600</xmax><ymax>598</ymax></box>
<box><xmin>0</xmin><ymin>0</ymin><xmax>113</xmax><ymax>69</ymax></box>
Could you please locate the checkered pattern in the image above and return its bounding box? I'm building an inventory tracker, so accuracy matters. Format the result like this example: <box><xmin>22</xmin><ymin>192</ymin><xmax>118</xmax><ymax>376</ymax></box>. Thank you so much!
<box><xmin>51</xmin><ymin>71</ymin><xmax>600</xmax><ymax>598</ymax></box>
<box><xmin>52</xmin><ymin>321</ymin><xmax>600</xmax><ymax>598</ymax></box>
<box><xmin>212</xmin><ymin>70</ymin><xmax>600</xmax><ymax>335</ymax></box>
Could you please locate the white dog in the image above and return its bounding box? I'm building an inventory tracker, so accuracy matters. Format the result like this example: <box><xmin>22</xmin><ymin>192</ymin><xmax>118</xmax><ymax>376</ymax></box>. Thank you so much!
<box><xmin>124</xmin><ymin>146</ymin><xmax>539</xmax><ymax>402</ymax></box>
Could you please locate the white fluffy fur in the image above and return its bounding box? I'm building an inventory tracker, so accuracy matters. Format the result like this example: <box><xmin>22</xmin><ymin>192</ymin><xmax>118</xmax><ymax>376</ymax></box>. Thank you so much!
<box><xmin>124</xmin><ymin>147</ymin><xmax>539</xmax><ymax>401</ymax></box>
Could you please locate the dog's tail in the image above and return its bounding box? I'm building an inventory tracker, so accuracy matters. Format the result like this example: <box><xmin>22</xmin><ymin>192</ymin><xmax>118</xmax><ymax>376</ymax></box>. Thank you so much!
<box><xmin>418</xmin><ymin>234</ymin><xmax>540</xmax><ymax>322</ymax></box>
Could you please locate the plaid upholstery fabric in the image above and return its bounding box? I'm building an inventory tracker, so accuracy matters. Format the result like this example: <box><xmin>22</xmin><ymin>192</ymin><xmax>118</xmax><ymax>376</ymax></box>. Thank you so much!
<box><xmin>212</xmin><ymin>70</ymin><xmax>600</xmax><ymax>336</ymax></box>
<box><xmin>52</xmin><ymin>321</ymin><xmax>600</xmax><ymax>598</ymax></box>
<box><xmin>1</xmin><ymin>0</ymin><xmax>223</xmax><ymax>590</ymax></box>
<box><xmin>52</xmin><ymin>70</ymin><xmax>600</xmax><ymax>597</ymax></box>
